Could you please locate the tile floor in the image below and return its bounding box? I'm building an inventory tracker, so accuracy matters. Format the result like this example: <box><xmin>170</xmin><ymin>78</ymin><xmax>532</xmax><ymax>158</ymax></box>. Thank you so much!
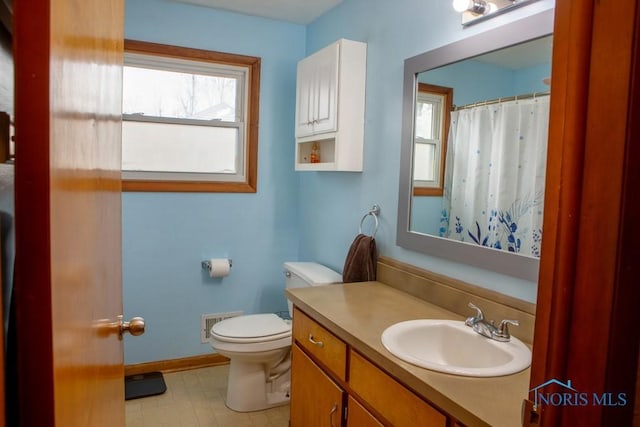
<box><xmin>125</xmin><ymin>365</ymin><xmax>290</xmax><ymax>427</ymax></box>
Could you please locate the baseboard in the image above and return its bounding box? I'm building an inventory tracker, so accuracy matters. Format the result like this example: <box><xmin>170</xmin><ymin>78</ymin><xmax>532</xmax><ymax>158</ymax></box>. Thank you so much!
<box><xmin>125</xmin><ymin>353</ymin><xmax>229</xmax><ymax>377</ymax></box>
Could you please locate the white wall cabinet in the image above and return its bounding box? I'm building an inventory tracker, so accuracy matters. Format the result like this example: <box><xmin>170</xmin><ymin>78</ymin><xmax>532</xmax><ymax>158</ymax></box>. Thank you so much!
<box><xmin>294</xmin><ymin>39</ymin><xmax>367</xmax><ymax>171</ymax></box>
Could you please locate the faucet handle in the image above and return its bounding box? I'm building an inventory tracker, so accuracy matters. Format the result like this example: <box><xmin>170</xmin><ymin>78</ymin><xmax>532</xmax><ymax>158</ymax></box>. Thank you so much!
<box><xmin>493</xmin><ymin>319</ymin><xmax>519</xmax><ymax>341</ymax></box>
<box><xmin>465</xmin><ymin>302</ymin><xmax>484</xmax><ymax>326</ymax></box>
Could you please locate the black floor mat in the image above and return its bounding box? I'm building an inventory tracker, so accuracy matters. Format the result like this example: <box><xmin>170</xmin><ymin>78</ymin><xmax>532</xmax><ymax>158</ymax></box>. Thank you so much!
<box><xmin>125</xmin><ymin>371</ymin><xmax>167</xmax><ymax>400</ymax></box>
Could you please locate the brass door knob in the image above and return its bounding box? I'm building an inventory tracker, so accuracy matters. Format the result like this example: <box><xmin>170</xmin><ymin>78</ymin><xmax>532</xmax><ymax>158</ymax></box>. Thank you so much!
<box><xmin>120</xmin><ymin>316</ymin><xmax>145</xmax><ymax>337</ymax></box>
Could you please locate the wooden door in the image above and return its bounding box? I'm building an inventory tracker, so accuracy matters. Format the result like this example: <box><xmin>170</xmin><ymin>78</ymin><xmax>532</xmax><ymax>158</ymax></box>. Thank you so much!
<box><xmin>529</xmin><ymin>0</ymin><xmax>640</xmax><ymax>425</ymax></box>
<box><xmin>290</xmin><ymin>344</ymin><xmax>345</xmax><ymax>427</ymax></box>
<box><xmin>13</xmin><ymin>0</ymin><xmax>126</xmax><ymax>425</ymax></box>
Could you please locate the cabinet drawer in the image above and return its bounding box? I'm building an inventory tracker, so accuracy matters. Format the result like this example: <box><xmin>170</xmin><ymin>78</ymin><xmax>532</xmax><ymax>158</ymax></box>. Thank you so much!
<box><xmin>292</xmin><ymin>308</ymin><xmax>347</xmax><ymax>381</ymax></box>
<box><xmin>349</xmin><ymin>350</ymin><xmax>447</xmax><ymax>427</ymax></box>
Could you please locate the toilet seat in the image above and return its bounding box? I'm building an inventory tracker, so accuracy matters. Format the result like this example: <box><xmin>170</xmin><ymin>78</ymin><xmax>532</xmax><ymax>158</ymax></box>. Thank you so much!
<box><xmin>211</xmin><ymin>313</ymin><xmax>292</xmax><ymax>344</ymax></box>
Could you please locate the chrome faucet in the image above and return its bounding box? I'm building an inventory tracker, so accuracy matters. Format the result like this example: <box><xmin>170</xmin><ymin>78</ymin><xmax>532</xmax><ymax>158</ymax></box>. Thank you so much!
<box><xmin>464</xmin><ymin>302</ymin><xmax>519</xmax><ymax>342</ymax></box>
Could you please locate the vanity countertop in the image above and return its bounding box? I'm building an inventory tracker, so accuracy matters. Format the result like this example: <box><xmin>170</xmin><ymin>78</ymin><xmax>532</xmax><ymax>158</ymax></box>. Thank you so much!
<box><xmin>286</xmin><ymin>281</ymin><xmax>530</xmax><ymax>427</ymax></box>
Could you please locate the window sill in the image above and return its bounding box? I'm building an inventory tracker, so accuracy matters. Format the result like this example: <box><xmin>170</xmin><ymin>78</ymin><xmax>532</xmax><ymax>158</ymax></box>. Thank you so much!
<box><xmin>122</xmin><ymin>180</ymin><xmax>257</xmax><ymax>193</ymax></box>
<box><xmin>413</xmin><ymin>187</ymin><xmax>443</xmax><ymax>197</ymax></box>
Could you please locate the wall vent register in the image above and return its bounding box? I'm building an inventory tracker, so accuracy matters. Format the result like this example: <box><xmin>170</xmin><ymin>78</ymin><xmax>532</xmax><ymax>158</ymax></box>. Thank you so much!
<box><xmin>201</xmin><ymin>311</ymin><xmax>243</xmax><ymax>343</ymax></box>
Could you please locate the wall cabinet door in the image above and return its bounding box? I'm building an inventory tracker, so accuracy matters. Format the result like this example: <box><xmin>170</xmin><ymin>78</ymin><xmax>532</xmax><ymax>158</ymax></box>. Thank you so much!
<box><xmin>294</xmin><ymin>39</ymin><xmax>366</xmax><ymax>171</ymax></box>
<box><xmin>290</xmin><ymin>344</ymin><xmax>345</xmax><ymax>427</ymax></box>
<box><xmin>295</xmin><ymin>41</ymin><xmax>339</xmax><ymax>138</ymax></box>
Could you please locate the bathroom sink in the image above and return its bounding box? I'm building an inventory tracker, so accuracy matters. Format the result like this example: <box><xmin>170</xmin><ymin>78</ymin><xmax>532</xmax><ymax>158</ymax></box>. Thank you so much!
<box><xmin>381</xmin><ymin>319</ymin><xmax>531</xmax><ymax>377</ymax></box>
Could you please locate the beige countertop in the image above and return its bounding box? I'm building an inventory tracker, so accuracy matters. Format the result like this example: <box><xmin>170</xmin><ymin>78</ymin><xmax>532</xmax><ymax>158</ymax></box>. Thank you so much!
<box><xmin>286</xmin><ymin>281</ymin><xmax>530</xmax><ymax>427</ymax></box>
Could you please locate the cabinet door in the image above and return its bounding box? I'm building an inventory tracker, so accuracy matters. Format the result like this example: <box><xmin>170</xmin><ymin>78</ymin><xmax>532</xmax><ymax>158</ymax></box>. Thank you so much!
<box><xmin>311</xmin><ymin>42</ymin><xmax>339</xmax><ymax>135</ymax></box>
<box><xmin>347</xmin><ymin>396</ymin><xmax>384</xmax><ymax>427</ymax></box>
<box><xmin>349</xmin><ymin>350</ymin><xmax>447</xmax><ymax>427</ymax></box>
<box><xmin>295</xmin><ymin>56</ymin><xmax>315</xmax><ymax>138</ymax></box>
<box><xmin>295</xmin><ymin>42</ymin><xmax>339</xmax><ymax>138</ymax></box>
<box><xmin>291</xmin><ymin>344</ymin><xmax>344</xmax><ymax>427</ymax></box>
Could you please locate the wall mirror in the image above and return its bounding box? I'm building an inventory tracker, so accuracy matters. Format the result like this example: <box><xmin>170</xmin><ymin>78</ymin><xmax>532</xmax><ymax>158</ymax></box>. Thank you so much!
<box><xmin>397</xmin><ymin>9</ymin><xmax>554</xmax><ymax>282</ymax></box>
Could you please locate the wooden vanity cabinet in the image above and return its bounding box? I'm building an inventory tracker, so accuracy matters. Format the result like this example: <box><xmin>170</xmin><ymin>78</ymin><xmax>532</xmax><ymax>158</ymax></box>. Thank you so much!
<box><xmin>290</xmin><ymin>307</ymin><xmax>453</xmax><ymax>427</ymax></box>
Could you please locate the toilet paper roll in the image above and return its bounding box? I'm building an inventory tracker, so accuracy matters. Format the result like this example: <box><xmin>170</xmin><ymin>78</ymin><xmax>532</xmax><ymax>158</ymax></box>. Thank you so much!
<box><xmin>208</xmin><ymin>258</ymin><xmax>231</xmax><ymax>278</ymax></box>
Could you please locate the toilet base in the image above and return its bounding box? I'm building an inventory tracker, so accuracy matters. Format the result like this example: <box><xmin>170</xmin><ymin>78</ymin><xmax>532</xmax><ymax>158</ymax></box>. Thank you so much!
<box><xmin>225</xmin><ymin>353</ymin><xmax>291</xmax><ymax>412</ymax></box>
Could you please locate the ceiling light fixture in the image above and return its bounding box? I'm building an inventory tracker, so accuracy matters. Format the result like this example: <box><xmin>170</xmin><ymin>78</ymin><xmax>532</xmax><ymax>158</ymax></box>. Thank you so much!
<box><xmin>452</xmin><ymin>0</ymin><xmax>539</xmax><ymax>26</ymax></box>
<box><xmin>452</xmin><ymin>0</ymin><xmax>493</xmax><ymax>15</ymax></box>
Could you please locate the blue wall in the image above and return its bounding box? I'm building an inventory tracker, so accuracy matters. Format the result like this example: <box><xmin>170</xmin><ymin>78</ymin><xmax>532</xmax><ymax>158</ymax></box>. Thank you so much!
<box><xmin>299</xmin><ymin>0</ymin><xmax>555</xmax><ymax>300</ymax></box>
<box><xmin>123</xmin><ymin>0</ymin><xmax>305</xmax><ymax>364</ymax></box>
<box><xmin>123</xmin><ymin>0</ymin><xmax>554</xmax><ymax>364</ymax></box>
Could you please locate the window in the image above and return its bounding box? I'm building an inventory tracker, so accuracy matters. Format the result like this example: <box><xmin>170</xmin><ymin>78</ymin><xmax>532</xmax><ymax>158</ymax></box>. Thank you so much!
<box><xmin>122</xmin><ymin>40</ymin><xmax>261</xmax><ymax>192</ymax></box>
<box><xmin>413</xmin><ymin>83</ymin><xmax>452</xmax><ymax>196</ymax></box>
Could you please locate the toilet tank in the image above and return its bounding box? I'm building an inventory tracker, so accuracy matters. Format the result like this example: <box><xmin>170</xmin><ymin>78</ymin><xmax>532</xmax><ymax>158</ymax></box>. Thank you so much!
<box><xmin>284</xmin><ymin>262</ymin><xmax>342</xmax><ymax>317</ymax></box>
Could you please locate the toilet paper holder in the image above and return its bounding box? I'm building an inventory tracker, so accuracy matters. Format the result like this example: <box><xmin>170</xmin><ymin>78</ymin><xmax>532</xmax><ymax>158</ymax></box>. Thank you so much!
<box><xmin>201</xmin><ymin>259</ymin><xmax>233</xmax><ymax>271</ymax></box>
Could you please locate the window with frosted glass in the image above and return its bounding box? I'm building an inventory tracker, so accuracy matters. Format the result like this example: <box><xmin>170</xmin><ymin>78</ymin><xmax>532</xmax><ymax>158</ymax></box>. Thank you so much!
<box><xmin>122</xmin><ymin>40</ymin><xmax>260</xmax><ymax>192</ymax></box>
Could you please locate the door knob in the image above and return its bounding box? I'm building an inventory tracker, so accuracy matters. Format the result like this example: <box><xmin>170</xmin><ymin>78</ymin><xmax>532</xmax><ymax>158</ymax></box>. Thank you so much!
<box><xmin>120</xmin><ymin>315</ymin><xmax>145</xmax><ymax>337</ymax></box>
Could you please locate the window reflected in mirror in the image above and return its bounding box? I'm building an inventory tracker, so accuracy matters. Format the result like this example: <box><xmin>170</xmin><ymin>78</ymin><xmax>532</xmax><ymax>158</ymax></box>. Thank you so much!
<box><xmin>413</xmin><ymin>83</ymin><xmax>452</xmax><ymax>196</ymax></box>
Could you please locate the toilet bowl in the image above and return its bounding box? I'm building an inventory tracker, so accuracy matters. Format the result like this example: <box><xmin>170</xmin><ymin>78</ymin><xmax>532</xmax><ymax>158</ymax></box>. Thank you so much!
<box><xmin>209</xmin><ymin>262</ymin><xmax>342</xmax><ymax>412</ymax></box>
<box><xmin>209</xmin><ymin>313</ymin><xmax>293</xmax><ymax>412</ymax></box>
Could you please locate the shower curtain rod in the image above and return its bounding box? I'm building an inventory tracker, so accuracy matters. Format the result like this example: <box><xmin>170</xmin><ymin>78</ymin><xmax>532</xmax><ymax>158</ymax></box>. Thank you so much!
<box><xmin>453</xmin><ymin>91</ymin><xmax>550</xmax><ymax>111</ymax></box>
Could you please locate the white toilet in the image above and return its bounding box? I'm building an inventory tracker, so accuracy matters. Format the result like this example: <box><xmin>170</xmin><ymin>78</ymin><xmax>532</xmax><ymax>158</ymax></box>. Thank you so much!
<box><xmin>209</xmin><ymin>262</ymin><xmax>342</xmax><ymax>412</ymax></box>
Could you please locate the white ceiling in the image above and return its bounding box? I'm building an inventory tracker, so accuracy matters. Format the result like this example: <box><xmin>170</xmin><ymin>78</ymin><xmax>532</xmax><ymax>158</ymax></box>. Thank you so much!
<box><xmin>172</xmin><ymin>0</ymin><xmax>344</xmax><ymax>24</ymax></box>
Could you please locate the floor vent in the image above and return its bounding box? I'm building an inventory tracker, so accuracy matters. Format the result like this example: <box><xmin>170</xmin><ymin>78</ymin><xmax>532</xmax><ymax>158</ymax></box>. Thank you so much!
<box><xmin>201</xmin><ymin>311</ymin><xmax>243</xmax><ymax>343</ymax></box>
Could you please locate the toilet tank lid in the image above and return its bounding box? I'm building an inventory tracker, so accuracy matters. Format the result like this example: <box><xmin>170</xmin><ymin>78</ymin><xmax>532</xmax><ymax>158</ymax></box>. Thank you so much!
<box><xmin>283</xmin><ymin>262</ymin><xmax>342</xmax><ymax>285</ymax></box>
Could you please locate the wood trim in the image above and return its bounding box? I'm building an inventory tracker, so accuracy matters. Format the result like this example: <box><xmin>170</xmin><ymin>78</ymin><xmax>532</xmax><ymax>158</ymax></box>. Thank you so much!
<box><xmin>602</xmin><ymin>0</ymin><xmax>640</xmax><ymax>423</ymax></box>
<box><xmin>13</xmin><ymin>0</ymin><xmax>55</xmax><ymax>424</ymax></box>
<box><xmin>122</xmin><ymin>40</ymin><xmax>260</xmax><ymax>193</ymax></box>
<box><xmin>124</xmin><ymin>353</ymin><xmax>229</xmax><ymax>376</ymax></box>
<box><xmin>122</xmin><ymin>180</ymin><xmax>256</xmax><ymax>193</ymax></box>
<box><xmin>412</xmin><ymin>83</ymin><xmax>452</xmax><ymax>197</ymax></box>
<box><xmin>376</xmin><ymin>256</ymin><xmax>535</xmax><ymax>344</ymax></box>
<box><xmin>531</xmin><ymin>0</ymin><xmax>640</xmax><ymax>424</ymax></box>
<box><xmin>124</xmin><ymin>39</ymin><xmax>260</xmax><ymax>67</ymax></box>
<box><xmin>529</xmin><ymin>0</ymin><xmax>593</xmax><ymax>405</ymax></box>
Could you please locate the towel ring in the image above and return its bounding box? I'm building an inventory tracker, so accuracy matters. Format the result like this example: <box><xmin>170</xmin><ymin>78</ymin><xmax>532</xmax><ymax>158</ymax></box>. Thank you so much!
<box><xmin>359</xmin><ymin>205</ymin><xmax>380</xmax><ymax>238</ymax></box>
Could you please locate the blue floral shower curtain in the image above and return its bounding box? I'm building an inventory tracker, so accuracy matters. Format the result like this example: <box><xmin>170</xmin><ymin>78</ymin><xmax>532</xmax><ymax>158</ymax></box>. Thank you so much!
<box><xmin>440</xmin><ymin>96</ymin><xmax>550</xmax><ymax>258</ymax></box>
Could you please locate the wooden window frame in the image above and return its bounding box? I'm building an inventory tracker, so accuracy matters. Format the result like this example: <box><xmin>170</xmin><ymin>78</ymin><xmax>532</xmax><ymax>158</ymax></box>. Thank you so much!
<box><xmin>122</xmin><ymin>40</ymin><xmax>261</xmax><ymax>193</ymax></box>
<box><xmin>412</xmin><ymin>83</ymin><xmax>452</xmax><ymax>197</ymax></box>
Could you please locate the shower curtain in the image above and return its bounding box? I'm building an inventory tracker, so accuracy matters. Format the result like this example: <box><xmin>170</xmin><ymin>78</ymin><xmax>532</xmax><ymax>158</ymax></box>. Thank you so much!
<box><xmin>439</xmin><ymin>96</ymin><xmax>550</xmax><ymax>258</ymax></box>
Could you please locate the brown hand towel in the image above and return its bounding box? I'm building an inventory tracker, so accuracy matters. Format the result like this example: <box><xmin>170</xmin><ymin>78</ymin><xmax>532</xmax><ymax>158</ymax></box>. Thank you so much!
<box><xmin>342</xmin><ymin>234</ymin><xmax>377</xmax><ymax>283</ymax></box>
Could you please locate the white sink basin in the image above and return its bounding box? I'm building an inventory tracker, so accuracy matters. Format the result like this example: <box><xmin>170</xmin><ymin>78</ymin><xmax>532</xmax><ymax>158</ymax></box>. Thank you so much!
<box><xmin>381</xmin><ymin>319</ymin><xmax>531</xmax><ymax>377</ymax></box>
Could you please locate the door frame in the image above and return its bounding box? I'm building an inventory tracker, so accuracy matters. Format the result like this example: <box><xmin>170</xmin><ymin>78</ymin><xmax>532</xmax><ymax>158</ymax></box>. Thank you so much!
<box><xmin>530</xmin><ymin>0</ymin><xmax>640</xmax><ymax>425</ymax></box>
